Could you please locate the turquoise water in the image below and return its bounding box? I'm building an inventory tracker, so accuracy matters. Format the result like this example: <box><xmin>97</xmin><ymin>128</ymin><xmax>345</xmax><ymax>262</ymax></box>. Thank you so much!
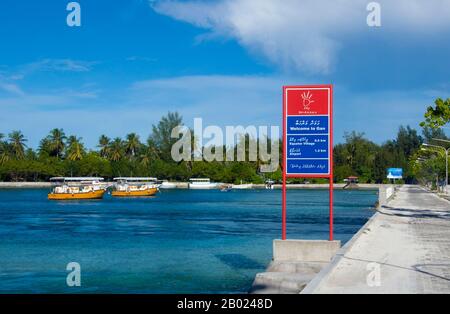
<box><xmin>0</xmin><ymin>188</ymin><xmax>377</xmax><ymax>293</ymax></box>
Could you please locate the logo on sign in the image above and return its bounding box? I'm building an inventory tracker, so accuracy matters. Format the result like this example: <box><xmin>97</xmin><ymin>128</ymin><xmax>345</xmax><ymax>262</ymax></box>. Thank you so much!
<box><xmin>301</xmin><ymin>91</ymin><xmax>314</xmax><ymax>111</ymax></box>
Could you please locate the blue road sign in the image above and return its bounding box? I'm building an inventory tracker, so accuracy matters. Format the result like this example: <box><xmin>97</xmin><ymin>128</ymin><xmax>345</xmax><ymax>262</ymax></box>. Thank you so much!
<box><xmin>387</xmin><ymin>168</ymin><xmax>403</xmax><ymax>179</ymax></box>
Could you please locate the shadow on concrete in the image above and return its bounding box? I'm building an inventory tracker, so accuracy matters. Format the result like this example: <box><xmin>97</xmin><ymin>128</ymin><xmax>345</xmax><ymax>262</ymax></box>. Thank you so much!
<box><xmin>376</xmin><ymin>206</ymin><xmax>450</xmax><ymax>220</ymax></box>
<box><xmin>413</xmin><ymin>264</ymin><xmax>450</xmax><ymax>282</ymax></box>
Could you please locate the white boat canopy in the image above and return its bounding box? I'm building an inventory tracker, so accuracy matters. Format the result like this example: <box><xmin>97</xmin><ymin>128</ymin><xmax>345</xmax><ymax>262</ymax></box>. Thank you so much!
<box><xmin>189</xmin><ymin>178</ymin><xmax>211</xmax><ymax>182</ymax></box>
<box><xmin>50</xmin><ymin>177</ymin><xmax>104</xmax><ymax>181</ymax></box>
<box><xmin>113</xmin><ymin>177</ymin><xmax>158</xmax><ymax>181</ymax></box>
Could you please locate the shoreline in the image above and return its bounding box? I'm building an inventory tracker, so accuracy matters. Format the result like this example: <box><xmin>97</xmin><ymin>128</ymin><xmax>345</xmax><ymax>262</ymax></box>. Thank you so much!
<box><xmin>0</xmin><ymin>181</ymin><xmax>383</xmax><ymax>190</ymax></box>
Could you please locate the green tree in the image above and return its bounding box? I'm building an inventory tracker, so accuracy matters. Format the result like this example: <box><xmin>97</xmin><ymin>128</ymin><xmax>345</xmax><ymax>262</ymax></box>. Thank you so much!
<box><xmin>125</xmin><ymin>133</ymin><xmax>141</xmax><ymax>158</ymax></box>
<box><xmin>109</xmin><ymin>137</ymin><xmax>124</xmax><ymax>162</ymax></box>
<box><xmin>422</xmin><ymin>127</ymin><xmax>449</xmax><ymax>142</ymax></box>
<box><xmin>420</xmin><ymin>98</ymin><xmax>450</xmax><ymax>129</ymax></box>
<box><xmin>8</xmin><ymin>130</ymin><xmax>27</xmax><ymax>159</ymax></box>
<box><xmin>0</xmin><ymin>134</ymin><xmax>11</xmax><ymax>164</ymax></box>
<box><xmin>98</xmin><ymin>135</ymin><xmax>111</xmax><ymax>158</ymax></box>
<box><xmin>410</xmin><ymin>148</ymin><xmax>447</xmax><ymax>190</ymax></box>
<box><xmin>139</xmin><ymin>138</ymin><xmax>159</xmax><ymax>167</ymax></box>
<box><xmin>48</xmin><ymin>128</ymin><xmax>66</xmax><ymax>159</ymax></box>
<box><xmin>395</xmin><ymin>126</ymin><xmax>422</xmax><ymax>157</ymax></box>
<box><xmin>338</xmin><ymin>132</ymin><xmax>378</xmax><ymax>182</ymax></box>
<box><xmin>149</xmin><ymin>112</ymin><xmax>183</xmax><ymax>161</ymax></box>
<box><xmin>66</xmin><ymin>136</ymin><xmax>86</xmax><ymax>161</ymax></box>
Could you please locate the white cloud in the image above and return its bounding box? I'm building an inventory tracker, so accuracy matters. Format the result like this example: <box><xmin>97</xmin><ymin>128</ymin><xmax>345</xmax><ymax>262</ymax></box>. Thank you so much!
<box><xmin>0</xmin><ymin>74</ymin><xmax>443</xmax><ymax>148</ymax></box>
<box><xmin>21</xmin><ymin>59</ymin><xmax>95</xmax><ymax>74</ymax></box>
<box><xmin>0</xmin><ymin>82</ymin><xmax>24</xmax><ymax>96</ymax></box>
<box><xmin>0</xmin><ymin>59</ymin><xmax>95</xmax><ymax>82</ymax></box>
<box><xmin>0</xmin><ymin>59</ymin><xmax>97</xmax><ymax>98</ymax></box>
<box><xmin>152</xmin><ymin>0</ymin><xmax>450</xmax><ymax>73</ymax></box>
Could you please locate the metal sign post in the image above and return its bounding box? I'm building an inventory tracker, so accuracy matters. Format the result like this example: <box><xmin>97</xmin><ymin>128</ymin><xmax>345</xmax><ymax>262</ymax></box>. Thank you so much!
<box><xmin>282</xmin><ymin>85</ymin><xmax>334</xmax><ymax>241</ymax></box>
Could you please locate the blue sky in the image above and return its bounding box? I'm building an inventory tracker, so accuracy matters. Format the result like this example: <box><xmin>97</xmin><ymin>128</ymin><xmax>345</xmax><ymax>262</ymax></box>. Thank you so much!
<box><xmin>0</xmin><ymin>0</ymin><xmax>449</xmax><ymax>148</ymax></box>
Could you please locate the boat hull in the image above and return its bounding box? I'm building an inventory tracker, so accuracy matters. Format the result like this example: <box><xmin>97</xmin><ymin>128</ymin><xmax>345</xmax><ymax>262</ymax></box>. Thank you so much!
<box><xmin>189</xmin><ymin>183</ymin><xmax>218</xmax><ymax>190</ymax></box>
<box><xmin>48</xmin><ymin>190</ymin><xmax>105</xmax><ymax>200</ymax></box>
<box><xmin>111</xmin><ymin>188</ymin><xmax>158</xmax><ymax>197</ymax></box>
<box><xmin>232</xmin><ymin>184</ymin><xmax>253</xmax><ymax>190</ymax></box>
<box><xmin>160</xmin><ymin>183</ymin><xmax>177</xmax><ymax>189</ymax></box>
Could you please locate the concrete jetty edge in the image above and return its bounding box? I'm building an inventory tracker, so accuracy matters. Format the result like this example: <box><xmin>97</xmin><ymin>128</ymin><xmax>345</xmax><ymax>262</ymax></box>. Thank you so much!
<box><xmin>301</xmin><ymin>185</ymin><xmax>450</xmax><ymax>293</ymax></box>
<box><xmin>300</xmin><ymin>210</ymin><xmax>381</xmax><ymax>294</ymax></box>
<box><xmin>301</xmin><ymin>185</ymin><xmax>396</xmax><ymax>293</ymax></box>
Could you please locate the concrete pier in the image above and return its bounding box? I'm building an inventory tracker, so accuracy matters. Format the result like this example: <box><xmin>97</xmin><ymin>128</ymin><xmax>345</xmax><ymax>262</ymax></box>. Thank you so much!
<box><xmin>250</xmin><ymin>240</ymin><xmax>341</xmax><ymax>294</ymax></box>
<box><xmin>250</xmin><ymin>185</ymin><xmax>387</xmax><ymax>294</ymax></box>
<box><xmin>302</xmin><ymin>185</ymin><xmax>450</xmax><ymax>294</ymax></box>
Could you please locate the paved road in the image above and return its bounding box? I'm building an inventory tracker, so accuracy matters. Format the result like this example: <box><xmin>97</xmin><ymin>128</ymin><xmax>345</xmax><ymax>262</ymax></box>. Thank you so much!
<box><xmin>303</xmin><ymin>185</ymin><xmax>450</xmax><ymax>294</ymax></box>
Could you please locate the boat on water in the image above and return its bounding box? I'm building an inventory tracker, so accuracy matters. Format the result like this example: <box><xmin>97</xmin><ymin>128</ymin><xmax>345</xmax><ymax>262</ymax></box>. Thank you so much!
<box><xmin>48</xmin><ymin>177</ymin><xmax>107</xmax><ymax>200</ymax></box>
<box><xmin>159</xmin><ymin>180</ymin><xmax>177</xmax><ymax>189</ymax></box>
<box><xmin>231</xmin><ymin>182</ymin><xmax>253</xmax><ymax>189</ymax></box>
<box><xmin>111</xmin><ymin>177</ymin><xmax>158</xmax><ymax>197</ymax></box>
<box><xmin>188</xmin><ymin>178</ymin><xmax>218</xmax><ymax>190</ymax></box>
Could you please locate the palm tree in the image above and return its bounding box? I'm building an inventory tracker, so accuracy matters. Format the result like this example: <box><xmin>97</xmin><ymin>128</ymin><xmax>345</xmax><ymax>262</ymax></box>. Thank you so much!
<box><xmin>0</xmin><ymin>134</ymin><xmax>11</xmax><ymax>164</ymax></box>
<box><xmin>38</xmin><ymin>137</ymin><xmax>52</xmax><ymax>157</ymax></box>
<box><xmin>66</xmin><ymin>136</ymin><xmax>86</xmax><ymax>161</ymax></box>
<box><xmin>109</xmin><ymin>137</ymin><xmax>124</xmax><ymax>162</ymax></box>
<box><xmin>49</xmin><ymin>128</ymin><xmax>66</xmax><ymax>159</ymax></box>
<box><xmin>139</xmin><ymin>138</ymin><xmax>160</xmax><ymax>166</ymax></box>
<box><xmin>8</xmin><ymin>130</ymin><xmax>27</xmax><ymax>159</ymax></box>
<box><xmin>98</xmin><ymin>135</ymin><xmax>111</xmax><ymax>158</ymax></box>
<box><xmin>125</xmin><ymin>133</ymin><xmax>141</xmax><ymax>158</ymax></box>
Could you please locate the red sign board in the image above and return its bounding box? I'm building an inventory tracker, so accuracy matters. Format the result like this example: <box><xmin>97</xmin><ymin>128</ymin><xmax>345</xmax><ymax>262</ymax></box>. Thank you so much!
<box><xmin>286</xmin><ymin>88</ymin><xmax>330</xmax><ymax>116</ymax></box>
<box><xmin>282</xmin><ymin>85</ymin><xmax>334</xmax><ymax>241</ymax></box>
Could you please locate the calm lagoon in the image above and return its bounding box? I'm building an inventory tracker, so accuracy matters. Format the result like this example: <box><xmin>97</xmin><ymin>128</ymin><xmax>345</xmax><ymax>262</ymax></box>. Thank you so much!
<box><xmin>0</xmin><ymin>188</ymin><xmax>377</xmax><ymax>293</ymax></box>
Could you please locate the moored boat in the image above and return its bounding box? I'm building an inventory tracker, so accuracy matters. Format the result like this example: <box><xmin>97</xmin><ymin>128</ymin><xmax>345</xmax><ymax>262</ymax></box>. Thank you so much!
<box><xmin>111</xmin><ymin>177</ymin><xmax>158</xmax><ymax>197</ymax></box>
<box><xmin>188</xmin><ymin>178</ymin><xmax>218</xmax><ymax>190</ymax></box>
<box><xmin>231</xmin><ymin>183</ymin><xmax>253</xmax><ymax>190</ymax></box>
<box><xmin>159</xmin><ymin>180</ymin><xmax>177</xmax><ymax>189</ymax></box>
<box><xmin>48</xmin><ymin>177</ymin><xmax>107</xmax><ymax>200</ymax></box>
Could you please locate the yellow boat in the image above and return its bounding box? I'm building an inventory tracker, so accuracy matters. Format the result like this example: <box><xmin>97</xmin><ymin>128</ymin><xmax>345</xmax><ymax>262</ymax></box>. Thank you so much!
<box><xmin>48</xmin><ymin>177</ymin><xmax>107</xmax><ymax>200</ymax></box>
<box><xmin>111</xmin><ymin>177</ymin><xmax>159</xmax><ymax>197</ymax></box>
<box><xmin>111</xmin><ymin>188</ymin><xmax>158</xmax><ymax>197</ymax></box>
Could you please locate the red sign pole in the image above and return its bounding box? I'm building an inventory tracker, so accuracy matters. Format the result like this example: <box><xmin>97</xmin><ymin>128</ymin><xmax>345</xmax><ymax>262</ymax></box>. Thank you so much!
<box><xmin>329</xmin><ymin>88</ymin><xmax>334</xmax><ymax>241</ymax></box>
<box><xmin>329</xmin><ymin>178</ymin><xmax>334</xmax><ymax>241</ymax></box>
<box><xmin>282</xmin><ymin>87</ymin><xmax>287</xmax><ymax>240</ymax></box>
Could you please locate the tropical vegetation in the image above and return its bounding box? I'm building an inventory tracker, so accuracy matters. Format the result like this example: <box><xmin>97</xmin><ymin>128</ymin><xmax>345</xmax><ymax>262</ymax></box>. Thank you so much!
<box><xmin>1</xmin><ymin>97</ymin><xmax>449</xmax><ymax>185</ymax></box>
